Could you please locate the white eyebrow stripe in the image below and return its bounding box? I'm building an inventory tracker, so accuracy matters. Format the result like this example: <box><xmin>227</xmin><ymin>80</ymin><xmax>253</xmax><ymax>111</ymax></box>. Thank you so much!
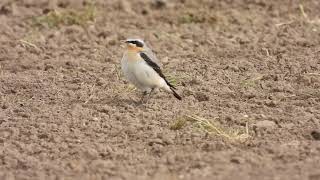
<box><xmin>126</xmin><ymin>38</ymin><xmax>144</xmax><ymax>44</ymax></box>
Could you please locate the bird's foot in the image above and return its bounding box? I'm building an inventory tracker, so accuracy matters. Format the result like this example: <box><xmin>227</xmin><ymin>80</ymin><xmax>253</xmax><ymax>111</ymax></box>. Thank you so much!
<box><xmin>137</xmin><ymin>91</ymin><xmax>148</xmax><ymax>105</ymax></box>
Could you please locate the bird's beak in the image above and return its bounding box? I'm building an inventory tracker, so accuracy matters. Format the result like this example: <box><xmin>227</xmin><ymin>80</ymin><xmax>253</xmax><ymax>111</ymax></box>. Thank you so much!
<box><xmin>120</xmin><ymin>40</ymin><xmax>127</xmax><ymax>48</ymax></box>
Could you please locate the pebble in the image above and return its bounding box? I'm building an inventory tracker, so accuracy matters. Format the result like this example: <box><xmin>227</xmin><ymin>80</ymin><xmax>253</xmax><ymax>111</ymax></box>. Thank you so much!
<box><xmin>254</xmin><ymin>120</ymin><xmax>276</xmax><ymax>130</ymax></box>
<box><xmin>151</xmin><ymin>0</ymin><xmax>167</xmax><ymax>9</ymax></box>
<box><xmin>148</xmin><ymin>138</ymin><xmax>164</xmax><ymax>146</ymax></box>
<box><xmin>311</xmin><ymin>131</ymin><xmax>320</xmax><ymax>140</ymax></box>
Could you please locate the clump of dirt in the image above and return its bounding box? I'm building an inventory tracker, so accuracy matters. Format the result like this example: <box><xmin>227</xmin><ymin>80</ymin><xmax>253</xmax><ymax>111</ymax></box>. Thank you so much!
<box><xmin>1</xmin><ymin>0</ymin><xmax>320</xmax><ymax>180</ymax></box>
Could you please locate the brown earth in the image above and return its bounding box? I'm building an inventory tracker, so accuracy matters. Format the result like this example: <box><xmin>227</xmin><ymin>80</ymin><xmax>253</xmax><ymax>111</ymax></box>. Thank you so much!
<box><xmin>1</xmin><ymin>0</ymin><xmax>320</xmax><ymax>179</ymax></box>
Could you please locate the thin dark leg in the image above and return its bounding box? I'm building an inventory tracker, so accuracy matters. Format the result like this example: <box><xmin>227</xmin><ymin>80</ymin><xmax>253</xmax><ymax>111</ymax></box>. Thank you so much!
<box><xmin>147</xmin><ymin>88</ymin><xmax>155</xmax><ymax>100</ymax></box>
<box><xmin>139</xmin><ymin>91</ymin><xmax>148</xmax><ymax>104</ymax></box>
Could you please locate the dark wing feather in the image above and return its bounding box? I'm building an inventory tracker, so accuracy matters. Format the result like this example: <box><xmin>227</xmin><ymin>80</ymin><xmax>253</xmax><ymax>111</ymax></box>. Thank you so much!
<box><xmin>140</xmin><ymin>52</ymin><xmax>176</xmax><ymax>89</ymax></box>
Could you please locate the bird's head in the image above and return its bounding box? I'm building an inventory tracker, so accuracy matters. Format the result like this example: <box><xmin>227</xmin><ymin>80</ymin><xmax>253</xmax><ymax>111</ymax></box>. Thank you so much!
<box><xmin>125</xmin><ymin>39</ymin><xmax>145</xmax><ymax>52</ymax></box>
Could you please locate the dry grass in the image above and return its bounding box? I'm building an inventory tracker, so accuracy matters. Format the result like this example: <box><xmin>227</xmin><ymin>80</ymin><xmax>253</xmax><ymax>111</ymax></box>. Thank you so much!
<box><xmin>19</xmin><ymin>39</ymin><xmax>40</xmax><ymax>50</ymax></box>
<box><xmin>18</xmin><ymin>30</ymin><xmax>44</xmax><ymax>51</ymax></box>
<box><xmin>166</xmin><ymin>72</ymin><xmax>190</xmax><ymax>87</ymax></box>
<box><xmin>171</xmin><ymin>115</ymin><xmax>250</xmax><ymax>141</ymax></box>
<box><xmin>32</xmin><ymin>3</ymin><xmax>96</xmax><ymax>28</ymax></box>
<box><xmin>276</xmin><ymin>4</ymin><xmax>320</xmax><ymax>27</ymax></box>
<box><xmin>166</xmin><ymin>75</ymin><xmax>179</xmax><ymax>87</ymax></box>
<box><xmin>178</xmin><ymin>11</ymin><xmax>220</xmax><ymax>25</ymax></box>
<box><xmin>306</xmin><ymin>73</ymin><xmax>320</xmax><ymax>76</ymax></box>
<box><xmin>170</xmin><ymin>117</ymin><xmax>187</xmax><ymax>130</ymax></box>
<box><xmin>299</xmin><ymin>4</ymin><xmax>320</xmax><ymax>25</ymax></box>
<box><xmin>179</xmin><ymin>13</ymin><xmax>206</xmax><ymax>24</ymax></box>
<box><xmin>239</xmin><ymin>76</ymin><xmax>262</xmax><ymax>88</ymax></box>
<box><xmin>84</xmin><ymin>84</ymin><xmax>96</xmax><ymax>104</ymax></box>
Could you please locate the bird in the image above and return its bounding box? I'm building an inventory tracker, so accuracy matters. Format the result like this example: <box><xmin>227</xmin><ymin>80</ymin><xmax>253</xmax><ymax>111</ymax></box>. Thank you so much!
<box><xmin>121</xmin><ymin>38</ymin><xmax>182</xmax><ymax>102</ymax></box>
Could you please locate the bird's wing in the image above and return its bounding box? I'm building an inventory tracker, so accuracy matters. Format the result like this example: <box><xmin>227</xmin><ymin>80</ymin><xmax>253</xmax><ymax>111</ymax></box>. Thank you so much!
<box><xmin>140</xmin><ymin>52</ymin><xmax>176</xmax><ymax>89</ymax></box>
<box><xmin>143</xmin><ymin>43</ymin><xmax>161</xmax><ymax>67</ymax></box>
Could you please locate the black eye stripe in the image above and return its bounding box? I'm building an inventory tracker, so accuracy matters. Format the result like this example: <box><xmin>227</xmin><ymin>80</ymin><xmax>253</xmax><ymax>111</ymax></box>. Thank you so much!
<box><xmin>127</xmin><ymin>40</ymin><xmax>144</xmax><ymax>47</ymax></box>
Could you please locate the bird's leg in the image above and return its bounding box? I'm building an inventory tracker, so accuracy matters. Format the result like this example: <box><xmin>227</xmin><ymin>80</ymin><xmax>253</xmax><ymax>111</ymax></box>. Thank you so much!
<box><xmin>139</xmin><ymin>88</ymin><xmax>155</xmax><ymax>104</ymax></box>
<box><xmin>139</xmin><ymin>91</ymin><xmax>148</xmax><ymax>104</ymax></box>
<box><xmin>147</xmin><ymin>88</ymin><xmax>155</xmax><ymax>100</ymax></box>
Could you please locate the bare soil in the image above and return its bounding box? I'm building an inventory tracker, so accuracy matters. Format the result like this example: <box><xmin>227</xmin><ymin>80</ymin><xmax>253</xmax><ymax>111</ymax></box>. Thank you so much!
<box><xmin>1</xmin><ymin>0</ymin><xmax>320</xmax><ymax>180</ymax></box>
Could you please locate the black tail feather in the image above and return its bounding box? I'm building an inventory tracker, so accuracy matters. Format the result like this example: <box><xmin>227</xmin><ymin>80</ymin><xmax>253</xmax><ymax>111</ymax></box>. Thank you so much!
<box><xmin>171</xmin><ymin>87</ymin><xmax>182</xmax><ymax>100</ymax></box>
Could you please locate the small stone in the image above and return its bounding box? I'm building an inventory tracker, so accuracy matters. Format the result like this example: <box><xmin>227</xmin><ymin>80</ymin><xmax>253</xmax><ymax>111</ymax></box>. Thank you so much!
<box><xmin>227</xmin><ymin>65</ymin><xmax>239</xmax><ymax>72</ymax></box>
<box><xmin>97</xmin><ymin>31</ymin><xmax>109</xmax><ymax>38</ymax></box>
<box><xmin>118</xmin><ymin>0</ymin><xmax>132</xmax><ymax>13</ymax></box>
<box><xmin>151</xmin><ymin>0</ymin><xmax>167</xmax><ymax>9</ymax></box>
<box><xmin>64</xmin><ymin>25</ymin><xmax>83</xmax><ymax>34</ymax></box>
<box><xmin>281</xmin><ymin>140</ymin><xmax>300</xmax><ymax>148</ymax></box>
<box><xmin>162</xmin><ymin>56</ymin><xmax>169</xmax><ymax>64</ymax></box>
<box><xmin>91</xmin><ymin>159</ymin><xmax>114</xmax><ymax>169</ymax></box>
<box><xmin>108</xmin><ymin>39</ymin><xmax>117</xmax><ymax>46</ymax></box>
<box><xmin>141</xmin><ymin>9</ymin><xmax>148</xmax><ymax>15</ymax></box>
<box><xmin>151</xmin><ymin>144</ymin><xmax>163</xmax><ymax>154</ymax></box>
<box><xmin>38</xmin><ymin>133</ymin><xmax>49</xmax><ymax>139</ymax></box>
<box><xmin>254</xmin><ymin>120</ymin><xmax>276</xmax><ymax>129</ymax></box>
<box><xmin>265</xmin><ymin>100</ymin><xmax>277</xmax><ymax>107</ymax></box>
<box><xmin>243</xmin><ymin>91</ymin><xmax>256</xmax><ymax>99</ymax></box>
<box><xmin>83</xmin><ymin>148</ymin><xmax>99</xmax><ymax>159</ymax></box>
<box><xmin>148</xmin><ymin>138</ymin><xmax>164</xmax><ymax>146</ymax></box>
<box><xmin>0</xmin><ymin>3</ymin><xmax>12</xmax><ymax>15</ymax></box>
<box><xmin>160</xmin><ymin>135</ymin><xmax>174</xmax><ymax>145</ymax></box>
<box><xmin>44</xmin><ymin>64</ymin><xmax>54</xmax><ymax>71</ymax></box>
<box><xmin>68</xmin><ymin>160</ymin><xmax>85</xmax><ymax>172</ymax></box>
<box><xmin>282</xmin><ymin>123</ymin><xmax>294</xmax><ymax>129</ymax></box>
<box><xmin>0</xmin><ymin>130</ymin><xmax>12</xmax><ymax>138</ymax></box>
<box><xmin>311</xmin><ymin>131</ymin><xmax>320</xmax><ymax>140</ymax></box>
<box><xmin>189</xmin><ymin>78</ymin><xmax>201</xmax><ymax>85</ymax></box>
<box><xmin>230</xmin><ymin>158</ymin><xmax>242</xmax><ymax>164</ymax></box>
<box><xmin>166</xmin><ymin>154</ymin><xmax>175</xmax><ymax>165</ymax></box>
<box><xmin>1</xmin><ymin>103</ymin><xmax>8</xmax><ymax>109</ymax></box>
<box><xmin>185</xmin><ymin>39</ymin><xmax>193</xmax><ymax>44</ymax></box>
<box><xmin>17</xmin><ymin>112</ymin><xmax>30</xmax><ymax>118</ymax></box>
<box><xmin>225</xmin><ymin>115</ymin><xmax>233</xmax><ymax>121</ymax></box>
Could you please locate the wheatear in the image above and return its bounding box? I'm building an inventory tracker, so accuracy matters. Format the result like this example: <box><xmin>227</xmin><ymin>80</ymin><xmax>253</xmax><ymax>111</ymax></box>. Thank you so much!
<box><xmin>121</xmin><ymin>38</ymin><xmax>182</xmax><ymax>102</ymax></box>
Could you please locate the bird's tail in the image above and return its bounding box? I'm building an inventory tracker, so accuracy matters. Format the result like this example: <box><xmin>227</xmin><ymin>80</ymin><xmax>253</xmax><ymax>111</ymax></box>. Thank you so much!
<box><xmin>163</xmin><ymin>80</ymin><xmax>182</xmax><ymax>100</ymax></box>
<box><xmin>170</xmin><ymin>87</ymin><xmax>182</xmax><ymax>100</ymax></box>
